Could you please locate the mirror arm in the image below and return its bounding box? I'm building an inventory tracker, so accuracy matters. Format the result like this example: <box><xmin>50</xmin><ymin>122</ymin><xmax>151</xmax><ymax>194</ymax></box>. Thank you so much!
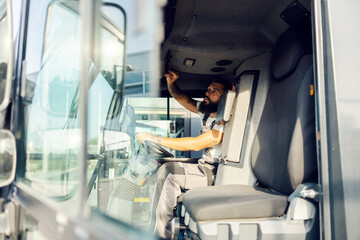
<box><xmin>0</xmin><ymin>200</ymin><xmax>19</xmax><ymax>236</ymax></box>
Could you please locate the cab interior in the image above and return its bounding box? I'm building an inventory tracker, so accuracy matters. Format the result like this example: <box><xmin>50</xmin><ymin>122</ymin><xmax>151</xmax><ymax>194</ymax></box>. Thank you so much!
<box><xmin>19</xmin><ymin>0</ymin><xmax>318</xmax><ymax>239</ymax></box>
<box><xmin>152</xmin><ymin>0</ymin><xmax>318</xmax><ymax>239</ymax></box>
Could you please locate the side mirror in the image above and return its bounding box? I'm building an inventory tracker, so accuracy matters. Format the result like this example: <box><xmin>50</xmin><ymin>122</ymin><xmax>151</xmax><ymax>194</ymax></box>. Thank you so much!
<box><xmin>0</xmin><ymin>129</ymin><xmax>16</xmax><ymax>187</ymax></box>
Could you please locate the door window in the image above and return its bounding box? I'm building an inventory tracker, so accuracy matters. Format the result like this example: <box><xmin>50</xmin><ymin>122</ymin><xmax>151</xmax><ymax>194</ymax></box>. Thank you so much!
<box><xmin>23</xmin><ymin>1</ymin><xmax>82</xmax><ymax>201</ymax></box>
<box><xmin>20</xmin><ymin>0</ymin><xmax>170</xmax><ymax>238</ymax></box>
<box><xmin>21</xmin><ymin>0</ymin><xmax>125</xmax><ymax>209</ymax></box>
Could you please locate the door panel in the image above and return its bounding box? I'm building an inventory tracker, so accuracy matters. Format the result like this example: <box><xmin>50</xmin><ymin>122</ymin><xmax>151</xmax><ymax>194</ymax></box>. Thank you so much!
<box><xmin>14</xmin><ymin>0</ymin><xmax>157</xmax><ymax>239</ymax></box>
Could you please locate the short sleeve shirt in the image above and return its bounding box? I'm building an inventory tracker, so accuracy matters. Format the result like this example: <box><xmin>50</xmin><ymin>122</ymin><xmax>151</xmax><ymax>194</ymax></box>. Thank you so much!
<box><xmin>197</xmin><ymin>102</ymin><xmax>224</xmax><ymax>161</ymax></box>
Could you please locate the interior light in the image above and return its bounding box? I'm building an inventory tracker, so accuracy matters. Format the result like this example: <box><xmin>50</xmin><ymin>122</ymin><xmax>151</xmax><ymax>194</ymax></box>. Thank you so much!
<box><xmin>183</xmin><ymin>58</ymin><xmax>196</xmax><ymax>66</ymax></box>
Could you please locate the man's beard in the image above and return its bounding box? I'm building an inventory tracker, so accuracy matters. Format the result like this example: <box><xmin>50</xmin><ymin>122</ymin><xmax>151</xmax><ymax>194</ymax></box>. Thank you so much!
<box><xmin>198</xmin><ymin>97</ymin><xmax>218</xmax><ymax>114</ymax></box>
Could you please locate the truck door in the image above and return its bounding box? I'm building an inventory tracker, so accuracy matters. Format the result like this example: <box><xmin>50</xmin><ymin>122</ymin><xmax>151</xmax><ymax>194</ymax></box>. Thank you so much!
<box><xmin>313</xmin><ymin>0</ymin><xmax>360</xmax><ymax>239</ymax></box>
<box><xmin>0</xmin><ymin>0</ymin><xmax>161</xmax><ymax>239</ymax></box>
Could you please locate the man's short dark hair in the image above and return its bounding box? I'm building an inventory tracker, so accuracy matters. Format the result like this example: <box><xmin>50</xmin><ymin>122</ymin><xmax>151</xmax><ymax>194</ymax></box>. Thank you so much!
<box><xmin>210</xmin><ymin>77</ymin><xmax>232</xmax><ymax>91</ymax></box>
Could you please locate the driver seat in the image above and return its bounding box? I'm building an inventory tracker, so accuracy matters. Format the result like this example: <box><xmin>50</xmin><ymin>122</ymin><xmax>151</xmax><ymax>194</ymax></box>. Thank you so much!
<box><xmin>181</xmin><ymin>24</ymin><xmax>318</xmax><ymax>239</ymax></box>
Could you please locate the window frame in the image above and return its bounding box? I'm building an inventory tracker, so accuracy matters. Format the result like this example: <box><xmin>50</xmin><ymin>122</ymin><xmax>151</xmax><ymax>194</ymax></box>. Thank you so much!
<box><xmin>0</xmin><ymin>0</ymin><xmax>14</xmax><ymax>112</ymax></box>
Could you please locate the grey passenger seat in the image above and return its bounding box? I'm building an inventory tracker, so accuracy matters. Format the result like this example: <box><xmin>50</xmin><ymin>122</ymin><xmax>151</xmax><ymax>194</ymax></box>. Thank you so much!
<box><xmin>215</xmin><ymin>51</ymin><xmax>272</xmax><ymax>186</ymax></box>
<box><xmin>181</xmin><ymin>24</ymin><xmax>317</xmax><ymax>239</ymax></box>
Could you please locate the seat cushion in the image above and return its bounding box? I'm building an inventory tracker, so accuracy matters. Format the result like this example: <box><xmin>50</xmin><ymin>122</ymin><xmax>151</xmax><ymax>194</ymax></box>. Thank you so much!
<box><xmin>182</xmin><ymin>185</ymin><xmax>288</xmax><ymax>221</ymax></box>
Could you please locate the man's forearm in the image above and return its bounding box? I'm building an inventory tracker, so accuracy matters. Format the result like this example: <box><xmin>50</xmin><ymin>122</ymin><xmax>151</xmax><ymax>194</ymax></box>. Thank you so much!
<box><xmin>167</xmin><ymin>82</ymin><xmax>198</xmax><ymax>113</ymax></box>
<box><xmin>160</xmin><ymin>130</ymin><xmax>222</xmax><ymax>152</ymax></box>
<box><xmin>168</xmin><ymin>81</ymin><xmax>185</xmax><ymax>99</ymax></box>
<box><xmin>161</xmin><ymin>136</ymin><xmax>206</xmax><ymax>151</ymax></box>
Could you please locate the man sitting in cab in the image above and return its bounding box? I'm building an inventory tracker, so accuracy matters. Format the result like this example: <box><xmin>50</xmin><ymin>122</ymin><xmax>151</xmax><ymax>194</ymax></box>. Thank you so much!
<box><xmin>136</xmin><ymin>70</ymin><xmax>231</xmax><ymax>239</ymax></box>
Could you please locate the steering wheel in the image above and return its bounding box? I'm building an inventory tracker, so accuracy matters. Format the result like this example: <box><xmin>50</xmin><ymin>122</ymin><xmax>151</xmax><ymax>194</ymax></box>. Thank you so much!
<box><xmin>144</xmin><ymin>140</ymin><xmax>174</xmax><ymax>159</ymax></box>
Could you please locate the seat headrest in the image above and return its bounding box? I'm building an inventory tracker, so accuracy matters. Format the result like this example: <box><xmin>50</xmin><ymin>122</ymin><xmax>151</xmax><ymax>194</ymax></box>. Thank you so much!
<box><xmin>272</xmin><ymin>24</ymin><xmax>312</xmax><ymax>80</ymax></box>
<box><xmin>216</xmin><ymin>90</ymin><xmax>236</xmax><ymax>124</ymax></box>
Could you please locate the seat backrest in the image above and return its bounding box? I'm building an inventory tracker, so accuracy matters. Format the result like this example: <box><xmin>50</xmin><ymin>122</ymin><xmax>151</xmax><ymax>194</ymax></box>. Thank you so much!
<box><xmin>251</xmin><ymin>24</ymin><xmax>317</xmax><ymax>195</ymax></box>
<box><xmin>215</xmin><ymin>51</ymin><xmax>272</xmax><ymax>186</ymax></box>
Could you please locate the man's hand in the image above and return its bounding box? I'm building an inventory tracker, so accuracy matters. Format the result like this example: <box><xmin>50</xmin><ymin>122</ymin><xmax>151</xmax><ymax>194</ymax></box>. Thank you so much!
<box><xmin>136</xmin><ymin>132</ymin><xmax>158</xmax><ymax>144</ymax></box>
<box><xmin>164</xmin><ymin>70</ymin><xmax>179</xmax><ymax>85</ymax></box>
<box><xmin>164</xmin><ymin>70</ymin><xmax>198</xmax><ymax>113</ymax></box>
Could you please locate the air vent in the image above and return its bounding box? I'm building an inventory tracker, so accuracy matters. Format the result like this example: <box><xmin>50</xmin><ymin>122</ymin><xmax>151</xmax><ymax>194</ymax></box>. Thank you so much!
<box><xmin>216</xmin><ymin>60</ymin><xmax>232</xmax><ymax>66</ymax></box>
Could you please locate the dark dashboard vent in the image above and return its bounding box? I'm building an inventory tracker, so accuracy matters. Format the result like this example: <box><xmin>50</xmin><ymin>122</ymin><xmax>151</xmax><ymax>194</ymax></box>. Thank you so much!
<box><xmin>216</xmin><ymin>60</ymin><xmax>232</xmax><ymax>66</ymax></box>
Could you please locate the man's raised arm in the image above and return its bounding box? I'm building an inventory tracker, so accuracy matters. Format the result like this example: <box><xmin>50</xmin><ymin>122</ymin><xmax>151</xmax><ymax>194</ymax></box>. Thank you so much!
<box><xmin>164</xmin><ymin>70</ymin><xmax>198</xmax><ymax>113</ymax></box>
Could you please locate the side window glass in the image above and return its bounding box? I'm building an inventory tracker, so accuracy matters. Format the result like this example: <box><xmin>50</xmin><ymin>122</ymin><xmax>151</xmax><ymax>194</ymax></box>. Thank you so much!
<box><xmin>86</xmin><ymin>4</ymin><xmax>127</xmax><ymax>215</ymax></box>
<box><xmin>23</xmin><ymin>1</ymin><xmax>126</xmax><ymax>206</ymax></box>
<box><xmin>23</xmin><ymin>1</ymin><xmax>82</xmax><ymax>202</ymax></box>
<box><xmin>87</xmin><ymin>4</ymin><xmax>125</xmax><ymax>155</ymax></box>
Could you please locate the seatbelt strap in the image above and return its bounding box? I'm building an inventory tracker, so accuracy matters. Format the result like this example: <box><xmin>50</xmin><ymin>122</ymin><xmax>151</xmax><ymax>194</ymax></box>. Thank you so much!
<box><xmin>202</xmin><ymin>113</ymin><xmax>210</xmax><ymax>126</ymax></box>
<box><xmin>210</xmin><ymin>120</ymin><xmax>216</xmax><ymax>130</ymax></box>
<box><xmin>238</xmin><ymin>71</ymin><xmax>259</xmax><ymax>167</ymax></box>
<box><xmin>201</xmin><ymin>113</ymin><xmax>216</xmax><ymax>134</ymax></box>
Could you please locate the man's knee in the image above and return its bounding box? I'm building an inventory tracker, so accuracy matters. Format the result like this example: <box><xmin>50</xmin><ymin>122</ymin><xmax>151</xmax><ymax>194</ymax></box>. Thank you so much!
<box><xmin>158</xmin><ymin>162</ymin><xmax>185</xmax><ymax>178</ymax></box>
